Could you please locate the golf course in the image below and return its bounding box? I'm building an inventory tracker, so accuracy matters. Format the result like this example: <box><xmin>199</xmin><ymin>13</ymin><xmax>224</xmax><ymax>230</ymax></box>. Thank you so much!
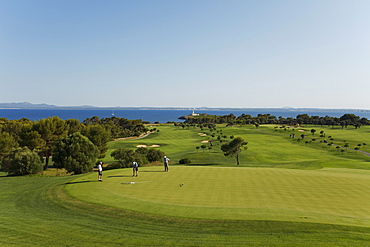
<box><xmin>1</xmin><ymin>124</ymin><xmax>370</xmax><ymax>246</ymax></box>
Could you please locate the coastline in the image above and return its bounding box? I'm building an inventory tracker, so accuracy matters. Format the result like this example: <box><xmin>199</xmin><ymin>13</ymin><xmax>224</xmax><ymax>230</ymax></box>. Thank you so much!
<box><xmin>2</xmin><ymin>108</ymin><xmax>370</xmax><ymax>123</ymax></box>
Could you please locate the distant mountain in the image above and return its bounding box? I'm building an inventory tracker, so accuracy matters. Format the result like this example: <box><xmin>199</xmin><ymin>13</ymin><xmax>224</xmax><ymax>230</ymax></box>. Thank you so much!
<box><xmin>0</xmin><ymin>102</ymin><xmax>369</xmax><ymax>112</ymax></box>
<box><xmin>0</xmin><ymin>102</ymin><xmax>95</xmax><ymax>109</ymax></box>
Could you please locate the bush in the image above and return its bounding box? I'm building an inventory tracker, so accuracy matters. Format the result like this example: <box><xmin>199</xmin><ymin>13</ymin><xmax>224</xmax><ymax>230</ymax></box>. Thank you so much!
<box><xmin>146</xmin><ymin>149</ymin><xmax>165</xmax><ymax>162</ymax></box>
<box><xmin>105</xmin><ymin>163</ymin><xmax>122</xmax><ymax>170</ymax></box>
<box><xmin>1</xmin><ymin>147</ymin><xmax>43</xmax><ymax>176</ymax></box>
<box><xmin>111</xmin><ymin>148</ymin><xmax>148</xmax><ymax>168</ymax></box>
<box><xmin>179</xmin><ymin>158</ymin><xmax>191</xmax><ymax>164</ymax></box>
<box><xmin>53</xmin><ymin>132</ymin><xmax>99</xmax><ymax>174</ymax></box>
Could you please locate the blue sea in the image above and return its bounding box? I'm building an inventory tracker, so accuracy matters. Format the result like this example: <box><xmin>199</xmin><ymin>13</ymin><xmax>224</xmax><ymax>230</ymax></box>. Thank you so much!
<box><xmin>0</xmin><ymin>109</ymin><xmax>370</xmax><ymax>123</ymax></box>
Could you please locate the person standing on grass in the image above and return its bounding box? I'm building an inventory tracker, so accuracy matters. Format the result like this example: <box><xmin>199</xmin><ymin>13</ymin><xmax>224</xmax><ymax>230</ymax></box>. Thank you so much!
<box><xmin>132</xmin><ymin>161</ymin><xmax>139</xmax><ymax>177</ymax></box>
<box><xmin>164</xmin><ymin>156</ymin><xmax>170</xmax><ymax>172</ymax></box>
<box><xmin>97</xmin><ymin>161</ymin><xmax>103</xmax><ymax>182</ymax></box>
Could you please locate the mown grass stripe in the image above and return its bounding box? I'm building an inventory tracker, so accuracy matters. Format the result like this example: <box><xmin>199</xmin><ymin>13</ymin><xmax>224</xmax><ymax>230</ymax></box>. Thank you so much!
<box><xmin>1</xmin><ymin>173</ymin><xmax>370</xmax><ymax>246</ymax></box>
<box><xmin>66</xmin><ymin>166</ymin><xmax>370</xmax><ymax>228</ymax></box>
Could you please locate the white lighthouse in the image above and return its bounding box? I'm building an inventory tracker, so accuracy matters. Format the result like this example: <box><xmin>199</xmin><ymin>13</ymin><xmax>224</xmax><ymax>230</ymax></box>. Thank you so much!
<box><xmin>191</xmin><ymin>109</ymin><xmax>199</xmax><ymax>116</ymax></box>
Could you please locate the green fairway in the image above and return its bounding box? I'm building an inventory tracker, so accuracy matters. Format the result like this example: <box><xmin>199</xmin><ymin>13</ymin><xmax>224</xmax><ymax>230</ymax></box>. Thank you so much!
<box><xmin>1</xmin><ymin>124</ymin><xmax>370</xmax><ymax>246</ymax></box>
<box><xmin>104</xmin><ymin>124</ymin><xmax>370</xmax><ymax>170</ymax></box>
<box><xmin>67</xmin><ymin>166</ymin><xmax>370</xmax><ymax>227</ymax></box>
<box><xmin>1</xmin><ymin>172</ymin><xmax>370</xmax><ymax>246</ymax></box>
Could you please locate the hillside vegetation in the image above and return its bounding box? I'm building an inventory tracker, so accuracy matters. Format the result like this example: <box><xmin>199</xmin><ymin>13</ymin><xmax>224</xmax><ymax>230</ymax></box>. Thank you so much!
<box><xmin>104</xmin><ymin>124</ymin><xmax>370</xmax><ymax>170</ymax></box>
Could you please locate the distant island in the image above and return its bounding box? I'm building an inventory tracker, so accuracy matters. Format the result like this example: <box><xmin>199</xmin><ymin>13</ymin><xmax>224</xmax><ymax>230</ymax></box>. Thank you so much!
<box><xmin>0</xmin><ymin>102</ymin><xmax>369</xmax><ymax>113</ymax></box>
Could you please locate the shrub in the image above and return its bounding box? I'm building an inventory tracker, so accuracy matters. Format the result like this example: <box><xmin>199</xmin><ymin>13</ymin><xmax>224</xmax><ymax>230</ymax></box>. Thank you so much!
<box><xmin>146</xmin><ymin>149</ymin><xmax>165</xmax><ymax>162</ymax></box>
<box><xmin>179</xmin><ymin>158</ymin><xmax>191</xmax><ymax>164</ymax></box>
<box><xmin>105</xmin><ymin>163</ymin><xmax>122</xmax><ymax>170</ymax></box>
<box><xmin>1</xmin><ymin>147</ymin><xmax>43</xmax><ymax>176</ymax></box>
<box><xmin>53</xmin><ymin>132</ymin><xmax>99</xmax><ymax>174</ymax></box>
<box><xmin>111</xmin><ymin>148</ymin><xmax>148</xmax><ymax>168</ymax></box>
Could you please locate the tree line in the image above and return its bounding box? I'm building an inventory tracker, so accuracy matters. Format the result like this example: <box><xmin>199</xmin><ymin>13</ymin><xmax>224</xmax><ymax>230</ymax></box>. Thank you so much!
<box><xmin>183</xmin><ymin>113</ymin><xmax>369</xmax><ymax>128</ymax></box>
<box><xmin>0</xmin><ymin>116</ymin><xmax>150</xmax><ymax>175</ymax></box>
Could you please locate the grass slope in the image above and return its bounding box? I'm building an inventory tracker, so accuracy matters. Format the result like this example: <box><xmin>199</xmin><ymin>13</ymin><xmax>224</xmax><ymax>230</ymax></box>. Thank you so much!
<box><xmin>1</xmin><ymin>174</ymin><xmax>370</xmax><ymax>246</ymax></box>
<box><xmin>104</xmin><ymin>124</ymin><xmax>370</xmax><ymax>170</ymax></box>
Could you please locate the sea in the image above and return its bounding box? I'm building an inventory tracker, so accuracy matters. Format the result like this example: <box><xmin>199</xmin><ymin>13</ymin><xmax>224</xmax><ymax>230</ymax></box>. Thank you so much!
<box><xmin>1</xmin><ymin>109</ymin><xmax>370</xmax><ymax>123</ymax></box>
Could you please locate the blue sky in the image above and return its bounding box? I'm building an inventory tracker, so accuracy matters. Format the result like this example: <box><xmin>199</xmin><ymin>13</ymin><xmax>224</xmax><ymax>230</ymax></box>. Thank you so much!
<box><xmin>1</xmin><ymin>0</ymin><xmax>370</xmax><ymax>109</ymax></box>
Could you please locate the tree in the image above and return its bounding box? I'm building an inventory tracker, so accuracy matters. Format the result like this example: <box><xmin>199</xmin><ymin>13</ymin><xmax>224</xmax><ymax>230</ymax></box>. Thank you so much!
<box><xmin>220</xmin><ymin>137</ymin><xmax>248</xmax><ymax>165</ymax></box>
<box><xmin>354</xmin><ymin>123</ymin><xmax>361</xmax><ymax>129</ymax></box>
<box><xmin>146</xmin><ymin>148</ymin><xmax>165</xmax><ymax>163</ymax></box>
<box><xmin>52</xmin><ymin>132</ymin><xmax>99</xmax><ymax>174</ymax></box>
<box><xmin>111</xmin><ymin>148</ymin><xmax>148</xmax><ymax>168</ymax></box>
<box><xmin>131</xmin><ymin>147</ymin><xmax>164</xmax><ymax>163</ymax></box>
<box><xmin>340</xmin><ymin>114</ymin><xmax>360</xmax><ymax>124</ymax></box>
<box><xmin>0</xmin><ymin>132</ymin><xmax>19</xmax><ymax>161</ymax></box>
<box><xmin>310</xmin><ymin>129</ymin><xmax>316</xmax><ymax>135</ymax></box>
<box><xmin>19</xmin><ymin>123</ymin><xmax>45</xmax><ymax>151</ymax></box>
<box><xmin>34</xmin><ymin>117</ymin><xmax>68</xmax><ymax>170</ymax></box>
<box><xmin>340</xmin><ymin>121</ymin><xmax>347</xmax><ymax>129</ymax></box>
<box><xmin>81</xmin><ymin>124</ymin><xmax>111</xmax><ymax>159</ymax></box>
<box><xmin>66</xmin><ymin>119</ymin><xmax>85</xmax><ymax>135</ymax></box>
<box><xmin>1</xmin><ymin>120</ymin><xmax>24</xmax><ymax>143</ymax></box>
<box><xmin>1</xmin><ymin>147</ymin><xmax>43</xmax><ymax>176</ymax></box>
<box><xmin>296</xmin><ymin>114</ymin><xmax>310</xmax><ymax>125</ymax></box>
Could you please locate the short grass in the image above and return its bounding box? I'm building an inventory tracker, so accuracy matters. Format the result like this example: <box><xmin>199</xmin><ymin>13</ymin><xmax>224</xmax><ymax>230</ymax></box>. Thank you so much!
<box><xmin>1</xmin><ymin>124</ymin><xmax>370</xmax><ymax>246</ymax></box>
<box><xmin>67</xmin><ymin>166</ymin><xmax>370</xmax><ymax>227</ymax></box>
<box><xmin>1</xmin><ymin>172</ymin><xmax>370</xmax><ymax>246</ymax></box>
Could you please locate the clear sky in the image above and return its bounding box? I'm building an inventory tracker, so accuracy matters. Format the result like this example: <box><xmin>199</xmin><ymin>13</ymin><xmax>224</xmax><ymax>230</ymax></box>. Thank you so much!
<box><xmin>1</xmin><ymin>0</ymin><xmax>370</xmax><ymax>109</ymax></box>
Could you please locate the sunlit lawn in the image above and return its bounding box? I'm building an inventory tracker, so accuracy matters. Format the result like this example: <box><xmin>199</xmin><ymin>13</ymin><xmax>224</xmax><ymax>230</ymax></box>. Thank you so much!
<box><xmin>1</xmin><ymin>124</ymin><xmax>370</xmax><ymax>246</ymax></box>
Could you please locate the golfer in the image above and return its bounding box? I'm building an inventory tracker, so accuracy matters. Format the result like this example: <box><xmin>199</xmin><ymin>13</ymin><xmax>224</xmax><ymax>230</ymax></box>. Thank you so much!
<box><xmin>132</xmin><ymin>161</ymin><xmax>139</xmax><ymax>177</ymax></box>
<box><xmin>97</xmin><ymin>161</ymin><xmax>103</xmax><ymax>182</ymax></box>
<box><xmin>164</xmin><ymin>156</ymin><xmax>170</xmax><ymax>172</ymax></box>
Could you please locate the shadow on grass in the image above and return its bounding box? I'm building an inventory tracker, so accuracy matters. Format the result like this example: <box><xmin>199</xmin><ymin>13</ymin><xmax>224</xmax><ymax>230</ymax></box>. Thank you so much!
<box><xmin>140</xmin><ymin>170</ymin><xmax>165</xmax><ymax>173</ymax></box>
<box><xmin>65</xmin><ymin>181</ymin><xmax>94</xmax><ymax>185</ymax></box>
<box><xmin>185</xmin><ymin>163</ymin><xmax>217</xmax><ymax>167</ymax></box>
<box><xmin>0</xmin><ymin>173</ymin><xmax>9</xmax><ymax>178</ymax></box>
<box><xmin>0</xmin><ymin>173</ymin><xmax>41</xmax><ymax>178</ymax></box>
<box><xmin>107</xmin><ymin>175</ymin><xmax>133</xmax><ymax>178</ymax></box>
